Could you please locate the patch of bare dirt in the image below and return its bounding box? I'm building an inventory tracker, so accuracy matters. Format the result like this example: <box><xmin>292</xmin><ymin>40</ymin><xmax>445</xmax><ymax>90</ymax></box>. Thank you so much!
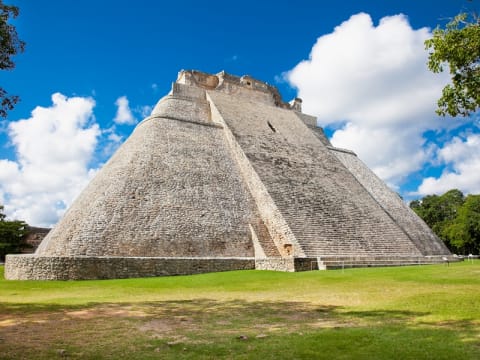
<box><xmin>138</xmin><ymin>316</ymin><xmax>198</xmax><ymax>336</ymax></box>
<box><xmin>65</xmin><ymin>305</ymin><xmax>147</xmax><ymax>320</ymax></box>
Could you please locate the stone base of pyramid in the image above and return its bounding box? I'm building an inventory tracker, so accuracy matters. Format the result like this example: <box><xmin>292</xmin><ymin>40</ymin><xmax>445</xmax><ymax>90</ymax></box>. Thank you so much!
<box><xmin>5</xmin><ymin>254</ymin><xmax>461</xmax><ymax>280</ymax></box>
<box><xmin>4</xmin><ymin>254</ymin><xmax>256</xmax><ymax>280</ymax></box>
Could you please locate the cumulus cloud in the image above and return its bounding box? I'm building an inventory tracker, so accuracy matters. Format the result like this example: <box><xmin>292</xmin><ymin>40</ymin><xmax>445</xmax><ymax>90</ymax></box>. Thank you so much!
<box><xmin>417</xmin><ymin>133</ymin><xmax>480</xmax><ymax>195</ymax></box>
<box><xmin>0</xmin><ymin>92</ymin><xmax>152</xmax><ymax>226</ymax></box>
<box><xmin>99</xmin><ymin>126</ymin><xmax>124</xmax><ymax>157</ymax></box>
<box><xmin>0</xmin><ymin>93</ymin><xmax>100</xmax><ymax>226</ymax></box>
<box><xmin>113</xmin><ymin>95</ymin><xmax>136</xmax><ymax>125</ymax></box>
<box><xmin>137</xmin><ymin>105</ymin><xmax>153</xmax><ymax>118</ymax></box>
<box><xmin>330</xmin><ymin>123</ymin><xmax>435</xmax><ymax>188</ymax></box>
<box><xmin>286</xmin><ymin>13</ymin><xmax>452</xmax><ymax>186</ymax></box>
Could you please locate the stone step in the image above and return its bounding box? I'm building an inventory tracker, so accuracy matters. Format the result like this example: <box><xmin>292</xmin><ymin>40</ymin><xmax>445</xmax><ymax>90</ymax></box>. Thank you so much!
<box><xmin>310</xmin><ymin>255</ymin><xmax>461</xmax><ymax>270</ymax></box>
<box><xmin>319</xmin><ymin>255</ymin><xmax>458</xmax><ymax>261</ymax></box>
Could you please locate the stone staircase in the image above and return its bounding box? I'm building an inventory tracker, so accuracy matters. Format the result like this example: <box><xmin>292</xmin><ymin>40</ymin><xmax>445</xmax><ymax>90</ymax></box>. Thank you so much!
<box><xmin>254</xmin><ymin>222</ymin><xmax>281</xmax><ymax>257</ymax></box>
<box><xmin>311</xmin><ymin>255</ymin><xmax>462</xmax><ymax>270</ymax></box>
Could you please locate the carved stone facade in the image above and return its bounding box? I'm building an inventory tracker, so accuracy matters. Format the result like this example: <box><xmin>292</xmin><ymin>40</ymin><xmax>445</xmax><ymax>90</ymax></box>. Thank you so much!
<box><xmin>5</xmin><ymin>70</ymin><xmax>455</xmax><ymax>280</ymax></box>
<box><xmin>21</xmin><ymin>227</ymin><xmax>50</xmax><ymax>254</ymax></box>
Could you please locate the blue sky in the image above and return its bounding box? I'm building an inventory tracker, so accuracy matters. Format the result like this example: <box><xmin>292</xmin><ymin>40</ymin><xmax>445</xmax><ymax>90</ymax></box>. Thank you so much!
<box><xmin>1</xmin><ymin>0</ymin><xmax>479</xmax><ymax>226</ymax></box>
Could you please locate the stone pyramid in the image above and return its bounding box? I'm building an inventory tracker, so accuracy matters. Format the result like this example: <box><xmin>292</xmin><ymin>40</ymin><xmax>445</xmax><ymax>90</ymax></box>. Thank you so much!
<box><xmin>5</xmin><ymin>70</ymin><xmax>454</xmax><ymax>280</ymax></box>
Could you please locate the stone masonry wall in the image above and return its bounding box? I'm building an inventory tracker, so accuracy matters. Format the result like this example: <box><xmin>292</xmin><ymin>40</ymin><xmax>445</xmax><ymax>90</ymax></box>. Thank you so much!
<box><xmin>208</xmin><ymin>93</ymin><xmax>302</xmax><ymax>258</ymax></box>
<box><xmin>5</xmin><ymin>254</ymin><xmax>255</xmax><ymax>280</ymax></box>
<box><xmin>208</xmin><ymin>91</ymin><xmax>422</xmax><ymax>257</ymax></box>
<box><xmin>36</xmin><ymin>86</ymin><xmax>257</xmax><ymax>259</ymax></box>
<box><xmin>294</xmin><ymin>112</ymin><xmax>331</xmax><ymax>146</ymax></box>
<box><xmin>330</xmin><ymin>148</ymin><xmax>450</xmax><ymax>255</ymax></box>
<box><xmin>22</xmin><ymin>227</ymin><xmax>50</xmax><ymax>253</ymax></box>
<box><xmin>255</xmin><ymin>258</ymin><xmax>295</xmax><ymax>272</ymax></box>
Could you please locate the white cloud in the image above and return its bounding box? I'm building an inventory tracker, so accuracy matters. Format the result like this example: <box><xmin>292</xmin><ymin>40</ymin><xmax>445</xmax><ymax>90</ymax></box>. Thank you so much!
<box><xmin>417</xmin><ymin>133</ymin><xmax>480</xmax><ymax>195</ymax></box>
<box><xmin>113</xmin><ymin>96</ymin><xmax>136</xmax><ymax>125</ymax></box>
<box><xmin>99</xmin><ymin>126</ymin><xmax>124</xmax><ymax>157</ymax></box>
<box><xmin>107</xmin><ymin>132</ymin><xmax>123</xmax><ymax>143</ymax></box>
<box><xmin>137</xmin><ymin>105</ymin><xmax>153</xmax><ymax>118</ymax></box>
<box><xmin>285</xmin><ymin>13</ymin><xmax>452</xmax><ymax>186</ymax></box>
<box><xmin>0</xmin><ymin>93</ymin><xmax>150</xmax><ymax>226</ymax></box>
<box><xmin>330</xmin><ymin>123</ymin><xmax>433</xmax><ymax>185</ymax></box>
<box><xmin>0</xmin><ymin>93</ymin><xmax>100</xmax><ymax>226</ymax></box>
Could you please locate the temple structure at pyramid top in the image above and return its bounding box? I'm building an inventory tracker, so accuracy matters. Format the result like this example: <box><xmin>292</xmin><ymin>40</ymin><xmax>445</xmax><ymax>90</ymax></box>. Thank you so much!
<box><xmin>5</xmin><ymin>70</ymin><xmax>455</xmax><ymax>280</ymax></box>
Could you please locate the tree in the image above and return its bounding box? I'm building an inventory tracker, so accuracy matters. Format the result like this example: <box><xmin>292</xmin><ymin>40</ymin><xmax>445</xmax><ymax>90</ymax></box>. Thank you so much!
<box><xmin>425</xmin><ymin>12</ymin><xmax>480</xmax><ymax>117</ymax></box>
<box><xmin>442</xmin><ymin>195</ymin><xmax>480</xmax><ymax>255</ymax></box>
<box><xmin>0</xmin><ymin>1</ymin><xmax>25</xmax><ymax>118</ymax></box>
<box><xmin>410</xmin><ymin>189</ymin><xmax>480</xmax><ymax>255</ymax></box>
<box><xmin>410</xmin><ymin>189</ymin><xmax>464</xmax><ymax>231</ymax></box>
<box><xmin>0</xmin><ymin>205</ymin><xmax>30</xmax><ymax>261</ymax></box>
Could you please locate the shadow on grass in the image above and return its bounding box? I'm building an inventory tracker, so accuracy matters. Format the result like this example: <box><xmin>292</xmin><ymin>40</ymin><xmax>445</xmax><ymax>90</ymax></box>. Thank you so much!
<box><xmin>1</xmin><ymin>299</ymin><xmax>479</xmax><ymax>359</ymax></box>
<box><xmin>0</xmin><ymin>299</ymin><xmax>426</xmax><ymax>325</ymax></box>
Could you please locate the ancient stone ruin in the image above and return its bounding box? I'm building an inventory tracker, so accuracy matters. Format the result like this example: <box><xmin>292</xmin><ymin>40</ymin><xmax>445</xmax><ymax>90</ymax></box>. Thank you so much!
<box><xmin>5</xmin><ymin>70</ymin><xmax>455</xmax><ymax>280</ymax></box>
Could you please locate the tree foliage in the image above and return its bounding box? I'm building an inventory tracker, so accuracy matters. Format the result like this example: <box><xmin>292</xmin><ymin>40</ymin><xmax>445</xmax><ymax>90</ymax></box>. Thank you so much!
<box><xmin>0</xmin><ymin>0</ymin><xmax>25</xmax><ymax>118</ymax></box>
<box><xmin>410</xmin><ymin>190</ymin><xmax>480</xmax><ymax>255</ymax></box>
<box><xmin>425</xmin><ymin>12</ymin><xmax>480</xmax><ymax>117</ymax></box>
<box><xmin>0</xmin><ymin>205</ymin><xmax>29</xmax><ymax>261</ymax></box>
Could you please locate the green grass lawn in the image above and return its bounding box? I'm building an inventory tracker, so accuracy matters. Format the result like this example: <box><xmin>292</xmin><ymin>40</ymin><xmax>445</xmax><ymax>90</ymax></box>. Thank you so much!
<box><xmin>1</xmin><ymin>261</ymin><xmax>479</xmax><ymax>359</ymax></box>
